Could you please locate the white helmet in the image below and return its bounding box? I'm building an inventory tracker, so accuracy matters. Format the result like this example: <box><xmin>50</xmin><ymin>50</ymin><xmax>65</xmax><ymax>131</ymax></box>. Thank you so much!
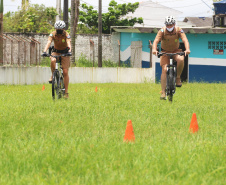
<box><xmin>54</xmin><ymin>20</ymin><xmax>66</xmax><ymax>29</ymax></box>
<box><xmin>165</xmin><ymin>16</ymin><xmax>176</xmax><ymax>25</ymax></box>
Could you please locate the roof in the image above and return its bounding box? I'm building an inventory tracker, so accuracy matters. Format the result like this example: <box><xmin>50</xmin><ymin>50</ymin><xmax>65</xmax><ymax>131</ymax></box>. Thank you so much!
<box><xmin>213</xmin><ymin>0</ymin><xmax>226</xmax><ymax>4</ymax></box>
<box><xmin>183</xmin><ymin>17</ymin><xmax>213</xmax><ymax>27</ymax></box>
<box><xmin>112</xmin><ymin>26</ymin><xmax>226</xmax><ymax>34</ymax></box>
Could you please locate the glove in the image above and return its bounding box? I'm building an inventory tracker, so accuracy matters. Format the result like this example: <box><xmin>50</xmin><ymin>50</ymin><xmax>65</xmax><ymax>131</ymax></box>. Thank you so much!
<box><xmin>67</xmin><ymin>52</ymin><xmax>72</xmax><ymax>56</ymax></box>
<box><xmin>41</xmin><ymin>52</ymin><xmax>47</xmax><ymax>57</ymax></box>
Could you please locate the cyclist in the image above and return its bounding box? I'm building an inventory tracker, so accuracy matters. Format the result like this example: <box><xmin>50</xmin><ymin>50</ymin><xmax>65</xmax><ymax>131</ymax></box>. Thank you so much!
<box><xmin>152</xmin><ymin>16</ymin><xmax>190</xmax><ymax>100</ymax></box>
<box><xmin>42</xmin><ymin>20</ymin><xmax>71</xmax><ymax>98</ymax></box>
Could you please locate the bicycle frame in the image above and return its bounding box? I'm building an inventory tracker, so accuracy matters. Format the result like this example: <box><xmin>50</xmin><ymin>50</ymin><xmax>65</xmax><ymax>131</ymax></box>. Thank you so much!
<box><xmin>53</xmin><ymin>55</ymin><xmax>65</xmax><ymax>99</ymax></box>
<box><xmin>158</xmin><ymin>52</ymin><xmax>185</xmax><ymax>102</ymax></box>
<box><xmin>45</xmin><ymin>53</ymin><xmax>68</xmax><ymax>99</ymax></box>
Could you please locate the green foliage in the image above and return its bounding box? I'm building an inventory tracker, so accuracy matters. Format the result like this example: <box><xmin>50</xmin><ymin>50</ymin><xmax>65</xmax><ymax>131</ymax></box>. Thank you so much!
<box><xmin>39</xmin><ymin>57</ymin><xmax>51</xmax><ymax>67</ymax></box>
<box><xmin>3</xmin><ymin>1</ymin><xmax>142</xmax><ymax>34</ymax></box>
<box><xmin>75</xmin><ymin>54</ymin><xmax>130</xmax><ymax>67</ymax></box>
<box><xmin>3</xmin><ymin>4</ymin><xmax>57</xmax><ymax>33</ymax></box>
<box><xmin>79</xmin><ymin>0</ymin><xmax>143</xmax><ymax>34</ymax></box>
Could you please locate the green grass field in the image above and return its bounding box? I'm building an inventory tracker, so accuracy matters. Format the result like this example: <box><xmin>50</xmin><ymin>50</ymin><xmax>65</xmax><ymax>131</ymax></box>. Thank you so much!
<box><xmin>0</xmin><ymin>83</ymin><xmax>225</xmax><ymax>184</ymax></box>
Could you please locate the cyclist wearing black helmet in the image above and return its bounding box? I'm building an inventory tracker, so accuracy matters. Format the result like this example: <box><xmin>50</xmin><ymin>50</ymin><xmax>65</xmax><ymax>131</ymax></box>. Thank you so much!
<box><xmin>152</xmin><ymin>16</ymin><xmax>190</xmax><ymax>100</ymax></box>
<box><xmin>42</xmin><ymin>20</ymin><xmax>71</xmax><ymax>98</ymax></box>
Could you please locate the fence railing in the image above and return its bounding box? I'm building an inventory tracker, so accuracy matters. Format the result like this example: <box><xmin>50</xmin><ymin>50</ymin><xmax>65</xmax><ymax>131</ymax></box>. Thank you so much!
<box><xmin>0</xmin><ymin>34</ymin><xmax>41</xmax><ymax>66</ymax></box>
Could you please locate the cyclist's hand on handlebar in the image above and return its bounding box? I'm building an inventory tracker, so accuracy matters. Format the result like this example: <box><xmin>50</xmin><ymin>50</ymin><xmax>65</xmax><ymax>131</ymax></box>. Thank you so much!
<box><xmin>184</xmin><ymin>50</ymin><xmax>190</xmax><ymax>56</ymax></box>
<box><xmin>152</xmin><ymin>50</ymin><xmax>158</xmax><ymax>56</ymax></box>
<box><xmin>66</xmin><ymin>52</ymin><xmax>72</xmax><ymax>56</ymax></box>
<box><xmin>41</xmin><ymin>52</ymin><xmax>48</xmax><ymax>57</ymax></box>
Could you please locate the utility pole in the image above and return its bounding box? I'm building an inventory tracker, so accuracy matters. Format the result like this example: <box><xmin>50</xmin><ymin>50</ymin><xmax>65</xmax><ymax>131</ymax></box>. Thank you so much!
<box><xmin>70</xmin><ymin>0</ymin><xmax>80</xmax><ymax>63</ymax></box>
<box><xmin>0</xmin><ymin>0</ymin><xmax>3</xmax><ymax>65</ymax></box>
<box><xmin>98</xmin><ymin>0</ymin><xmax>102</xmax><ymax>67</ymax></box>
<box><xmin>63</xmin><ymin>0</ymin><xmax>69</xmax><ymax>29</ymax></box>
<box><xmin>56</xmin><ymin>0</ymin><xmax>61</xmax><ymax>21</ymax></box>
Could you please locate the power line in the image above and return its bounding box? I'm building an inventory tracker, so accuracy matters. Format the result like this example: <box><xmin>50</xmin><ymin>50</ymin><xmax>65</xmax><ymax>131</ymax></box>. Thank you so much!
<box><xmin>200</xmin><ymin>0</ymin><xmax>213</xmax><ymax>10</ymax></box>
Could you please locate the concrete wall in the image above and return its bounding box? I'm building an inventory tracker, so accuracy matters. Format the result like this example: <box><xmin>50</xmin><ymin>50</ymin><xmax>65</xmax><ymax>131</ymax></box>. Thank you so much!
<box><xmin>0</xmin><ymin>67</ymin><xmax>155</xmax><ymax>85</ymax></box>
<box><xmin>2</xmin><ymin>32</ymin><xmax>120</xmax><ymax>65</ymax></box>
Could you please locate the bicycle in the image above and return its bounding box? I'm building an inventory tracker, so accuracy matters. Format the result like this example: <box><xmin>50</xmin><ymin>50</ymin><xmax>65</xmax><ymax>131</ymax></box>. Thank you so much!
<box><xmin>42</xmin><ymin>52</ymin><xmax>71</xmax><ymax>100</ymax></box>
<box><xmin>158</xmin><ymin>52</ymin><xmax>185</xmax><ymax>102</ymax></box>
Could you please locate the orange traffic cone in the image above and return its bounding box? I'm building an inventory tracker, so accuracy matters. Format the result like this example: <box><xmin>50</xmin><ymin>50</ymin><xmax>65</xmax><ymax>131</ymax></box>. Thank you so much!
<box><xmin>42</xmin><ymin>85</ymin><xmax>45</xmax><ymax>91</ymax></box>
<box><xmin>189</xmin><ymin>113</ymin><xmax>199</xmax><ymax>133</ymax></box>
<box><xmin>124</xmin><ymin>120</ymin><xmax>135</xmax><ymax>142</ymax></box>
<box><xmin>95</xmin><ymin>86</ymin><xmax>98</xmax><ymax>92</ymax></box>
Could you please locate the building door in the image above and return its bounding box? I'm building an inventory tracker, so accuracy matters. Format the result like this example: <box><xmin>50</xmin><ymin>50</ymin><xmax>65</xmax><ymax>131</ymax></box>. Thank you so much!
<box><xmin>131</xmin><ymin>41</ymin><xmax>142</xmax><ymax>68</ymax></box>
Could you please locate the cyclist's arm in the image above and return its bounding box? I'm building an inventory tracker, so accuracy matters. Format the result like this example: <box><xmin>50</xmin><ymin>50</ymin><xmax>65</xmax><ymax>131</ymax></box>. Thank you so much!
<box><xmin>179</xmin><ymin>30</ymin><xmax>190</xmax><ymax>56</ymax></box>
<box><xmin>66</xmin><ymin>39</ymin><xmax>71</xmax><ymax>52</ymax></box>
<box><xmin>65</xmin><ymin>33</ymin><xmax>71</xmax><ymax>52</ymax></box>
<box><xmin>43</xmin><ymin>40</ymin><xmax>52</xmax><ymax>53</ymax></box>
<box><xmin>152</xmin><ymin>29</ymin><xmax>163</xmax><ymax>55</ymax></box>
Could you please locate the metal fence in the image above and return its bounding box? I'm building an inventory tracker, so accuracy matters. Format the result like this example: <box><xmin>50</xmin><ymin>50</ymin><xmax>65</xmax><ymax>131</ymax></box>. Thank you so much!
<box><xmin>0</xmin><ymin>34</ymin><xmax>41</xmax><ymax>66</ymax></box>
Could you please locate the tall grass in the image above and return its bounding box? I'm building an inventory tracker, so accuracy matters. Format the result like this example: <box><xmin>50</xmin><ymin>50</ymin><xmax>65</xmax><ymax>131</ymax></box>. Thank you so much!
<box><xmin>0</xmin><ymin>83</ymin><xmax>225</xmax><ymax>184</ymax></box>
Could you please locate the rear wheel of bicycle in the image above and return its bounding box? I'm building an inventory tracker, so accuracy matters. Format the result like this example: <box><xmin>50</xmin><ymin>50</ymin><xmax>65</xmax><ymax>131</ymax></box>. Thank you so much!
<box><xmin>52</xmin><ymin>71</ymin><xmax>60</xmax><ymax>99</ymax></box>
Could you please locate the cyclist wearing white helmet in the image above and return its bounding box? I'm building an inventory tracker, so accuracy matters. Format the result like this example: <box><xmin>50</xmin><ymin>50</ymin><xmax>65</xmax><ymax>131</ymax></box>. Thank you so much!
<box><xmin>152</xmin><ymin>16</ymin><xmax>190</xmax><ymax>100</ymax></box>
<box><xmin>42</xmin><ymin>20</ymin><xmax>71</xmax><ymax>98</ymax></box>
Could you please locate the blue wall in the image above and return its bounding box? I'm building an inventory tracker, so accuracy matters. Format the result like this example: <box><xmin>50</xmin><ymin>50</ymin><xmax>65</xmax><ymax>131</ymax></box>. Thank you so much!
<box><xmin>120</xmin><ymin>32</ymin><xmax>226</xmax><ymax>82</ymax></box>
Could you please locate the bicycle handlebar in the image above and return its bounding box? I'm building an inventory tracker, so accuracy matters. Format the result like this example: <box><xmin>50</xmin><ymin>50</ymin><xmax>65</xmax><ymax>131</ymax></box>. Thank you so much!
<box><xmin>43</xmin><ymin>53</ymin><xmax>71</xmax><ymax>58</ymax></box>
<box><xmin>157</xmin><ymin>52</ymin><xmax>185</xmax><ymax>58</ymax></box>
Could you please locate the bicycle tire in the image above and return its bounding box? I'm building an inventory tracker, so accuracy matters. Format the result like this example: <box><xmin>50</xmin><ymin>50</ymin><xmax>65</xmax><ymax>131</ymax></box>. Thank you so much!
<box><xmin>52</xmin><ymin>70</ymin><xmax>60</xmax><ymax>99</ymax></box>
<box><xmin>167</xmin><ymin>68</ymin><xmax>175</xmax><ymax>102</ymax></box>
<box><xmin>59</xmin><ymin>76</ymin><xmax>65</xmax><ymax>97</ymax></box>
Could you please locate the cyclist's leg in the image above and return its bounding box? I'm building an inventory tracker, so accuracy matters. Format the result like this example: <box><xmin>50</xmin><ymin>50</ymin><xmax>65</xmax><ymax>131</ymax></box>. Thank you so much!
<box><xmin>161</xmin><ymin>64</ymin><xmax>167</xmax><ymax>93</ymax></box>
<box><xmin>62</xmin><ymin>56</ymin><xmax>70</xmax><ymax>96</ymax></box>
<box><xmin>50</xmin><ymin>52</ymin><xmax>58</xmax><ymax>82</ymax></box>
<box><xmin>160</xmin><ymin>55</ymin><xmax>169</xmax><ymax>99</ymax></box>
<box><xmin>174</xmin><ymin>52</ymin><xmax>184</xmax><ymax>86</ymax></box>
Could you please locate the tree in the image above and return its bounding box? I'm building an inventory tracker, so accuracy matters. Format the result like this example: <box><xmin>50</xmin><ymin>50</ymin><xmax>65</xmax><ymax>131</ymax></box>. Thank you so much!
<box><xmin>3</xmin><ymin>4</ymin><xmax>57</xmax><ymax>33</ymax></box>
<box><xmin>70</xmin><ymin>0</ymin><xmax>80</xmax><ymax>63</ymax></box>
<box><xmin>79</xmin><ymin>0</ymin><xmax>143</xmax><ymax>34</ymax></box>
<box><xmin>22</xmin><ymin>0</ymin><xmax>29</xmax><ymax>10</ymax></box>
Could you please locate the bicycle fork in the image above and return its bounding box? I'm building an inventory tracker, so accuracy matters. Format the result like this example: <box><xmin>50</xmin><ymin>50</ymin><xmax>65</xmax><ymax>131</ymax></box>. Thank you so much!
<box><xmin>166</xmin><ymin>58</ymin><xmax>177</xmax><ymax>95</ymax></box>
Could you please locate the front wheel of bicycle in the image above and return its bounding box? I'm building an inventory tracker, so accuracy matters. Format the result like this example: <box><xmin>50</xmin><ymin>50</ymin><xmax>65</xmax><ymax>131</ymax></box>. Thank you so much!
<box><xmin>167</xmin><ymin>68</ymin><xmax>175</xmax><ymax>102</ymax></box>
<box><xmin>59</xmin><ymin>76</ymin><xmax>65</xmax><ymax>98</ymax></box>
<box><xmin>168</xmin><ymin>93</ymin><xmax>173</xmax><ymax>102</ymax></box>
<box><xmin>52</xmin><ymin>70</ymin><xmax>60</xmax><ymax>99</ymax></box>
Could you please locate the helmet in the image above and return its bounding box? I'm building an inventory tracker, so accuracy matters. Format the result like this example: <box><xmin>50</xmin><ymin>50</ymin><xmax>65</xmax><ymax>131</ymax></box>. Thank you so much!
<box><xmin>54</xmin><ymin>20</ymin><xmax>66</xmax><ymax>29</ymax></box>
<box><xmin>165</xmin><ymin>16</ymin><xmax>176</xmax><ymax>25</ymax></box>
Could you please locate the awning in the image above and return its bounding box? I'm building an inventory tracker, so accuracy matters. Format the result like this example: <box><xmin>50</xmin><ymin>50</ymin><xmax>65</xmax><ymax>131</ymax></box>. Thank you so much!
<box><xmin>112</xmin><ymin>26</ymin><xmax>226</xmax><ymax>34</ymax></box>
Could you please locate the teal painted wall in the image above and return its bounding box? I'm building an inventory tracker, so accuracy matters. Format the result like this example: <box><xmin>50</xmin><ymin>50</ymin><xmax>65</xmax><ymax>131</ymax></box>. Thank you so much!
<box><xmin>186</xmin><ymin>33</ymin><xmax>226</xmax><ymax>59</ymax></box>
<box><xmin>120</xmin><ymin>32</ymin><xmax>226</xmax><ymax>59</ymax></box>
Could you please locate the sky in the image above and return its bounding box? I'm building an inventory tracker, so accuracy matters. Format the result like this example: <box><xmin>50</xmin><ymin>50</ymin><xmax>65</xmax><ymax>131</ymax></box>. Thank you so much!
<box><xmin>4</xmin><ymin>0</ymin><xmax>214</xmax><ymax>18</ymax></box>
